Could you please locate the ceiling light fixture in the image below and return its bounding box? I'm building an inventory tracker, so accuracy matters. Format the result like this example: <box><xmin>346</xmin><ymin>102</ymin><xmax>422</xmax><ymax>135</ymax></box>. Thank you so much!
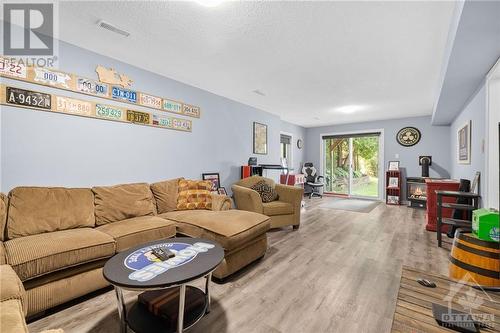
<box><xmin>195</xmin><ymin>0</ymin><xmax>224</xmax><ymax>7</ymax></box>
<box><xmin>335</xmin><ymin>105</ymin><xmax>367</xmax><ymax>114</ymax></box>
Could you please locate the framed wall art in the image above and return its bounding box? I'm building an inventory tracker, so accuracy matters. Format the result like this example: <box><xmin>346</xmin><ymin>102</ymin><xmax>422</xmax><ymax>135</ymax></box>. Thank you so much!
<box><xmin>396</xmin><ymin>127</ymin><xmax>421</xmax><ymax>147</ymax></box>
<box><xmin>388</xmin><ymin>177</ymin><xmax>399</xmax><ymax>188</ymax></box>
<box><xmin>202</xmin><ymin>173</ymin><xmax>220</xmax><ymax>192</ymax></box>
<box><xmin>387</xmin><ymin>195</ymin><xmax>400</xmax><ymax>205</ymax></box>
<box><xmin>253</xmin><ymin>122</ymin><xmax>268</xmax><ymax>155</ymax></box>
<box><xmin>388</xmin><ymin>161</ymin><xmax>400</xmax><ymax>171</ymax></box>
<box><xmin>457</xmin><ymin>120</ymin><xmax>471</xmax><ymax>164</ymax></box>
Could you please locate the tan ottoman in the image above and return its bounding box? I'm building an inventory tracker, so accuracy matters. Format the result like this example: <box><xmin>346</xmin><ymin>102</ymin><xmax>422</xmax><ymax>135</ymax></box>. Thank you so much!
<box><xmin>158</xmin><ymin>210</ymin><xmax>270</xmax><ymax>279</ymax></box>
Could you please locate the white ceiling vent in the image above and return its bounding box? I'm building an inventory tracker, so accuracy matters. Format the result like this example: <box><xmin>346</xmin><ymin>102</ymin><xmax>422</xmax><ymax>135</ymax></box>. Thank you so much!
<box><xmin>97</xmin><ymin>20</ymin><xmax>130</xmax><ymax>37</ymax></box>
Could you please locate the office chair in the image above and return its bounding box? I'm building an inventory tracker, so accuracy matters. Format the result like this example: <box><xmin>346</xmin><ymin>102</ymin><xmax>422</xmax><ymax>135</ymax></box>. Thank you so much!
<box><xmin>302</xmin><ymin>162</ymin><xmax>324</xmax><ymax>199</ymax></box>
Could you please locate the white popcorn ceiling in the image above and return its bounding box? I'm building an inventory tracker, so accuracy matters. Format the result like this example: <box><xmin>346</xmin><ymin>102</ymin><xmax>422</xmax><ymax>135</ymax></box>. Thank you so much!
<box><xmin>58</xmin><ymin>1</ymin><xmax>455</xmax><ymax>127</ymax></box>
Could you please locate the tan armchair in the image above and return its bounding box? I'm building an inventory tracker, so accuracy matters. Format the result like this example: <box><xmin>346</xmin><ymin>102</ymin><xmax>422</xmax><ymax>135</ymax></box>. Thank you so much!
<box><xmin>232</xmin><ymin>176</ymin><xmax>303</xmax><ymax>229</ymax></box>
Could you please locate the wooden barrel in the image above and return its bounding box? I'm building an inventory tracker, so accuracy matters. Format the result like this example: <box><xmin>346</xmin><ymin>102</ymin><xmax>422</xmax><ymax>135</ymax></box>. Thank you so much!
<box><xmin>449</xmin><ymin>231</ymin><xmax>500</xmax><ymax>287</ymax></box>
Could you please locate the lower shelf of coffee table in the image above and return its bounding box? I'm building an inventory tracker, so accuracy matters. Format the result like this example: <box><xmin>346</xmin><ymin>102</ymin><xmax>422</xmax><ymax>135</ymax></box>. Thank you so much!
<box><xmin>127</xmin><ymin>286</ymin><xmax>208</xmax><ymax>333</ymax></box>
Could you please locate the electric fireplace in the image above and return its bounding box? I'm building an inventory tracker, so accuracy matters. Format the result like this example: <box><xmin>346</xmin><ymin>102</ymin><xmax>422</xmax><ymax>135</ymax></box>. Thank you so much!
<box><xmin>407</xmin><ymin>177</ymin><xmax>427</xmax><ymax>208</ymax></box>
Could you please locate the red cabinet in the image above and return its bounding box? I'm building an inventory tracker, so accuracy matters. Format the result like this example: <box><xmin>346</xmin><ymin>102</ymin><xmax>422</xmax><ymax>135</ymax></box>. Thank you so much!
<box><xmin>425</xmin><ymin>179</ymin><xmax>460</xmax><ymax>232</ymax></box>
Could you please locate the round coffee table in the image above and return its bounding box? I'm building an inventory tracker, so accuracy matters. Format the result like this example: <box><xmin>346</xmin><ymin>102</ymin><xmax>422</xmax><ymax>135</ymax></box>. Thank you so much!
<box><xmin>103</xmin><ymin>237</ymin><xmax>224</xmax><ymax>333</ymax></box>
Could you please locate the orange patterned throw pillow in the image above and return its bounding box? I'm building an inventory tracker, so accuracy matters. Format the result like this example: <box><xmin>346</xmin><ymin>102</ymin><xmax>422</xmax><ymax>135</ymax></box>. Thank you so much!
<box><xmin>176</xmin><ymin>179</ymin><xmax>213</xmax><ymax>210</ymax></box>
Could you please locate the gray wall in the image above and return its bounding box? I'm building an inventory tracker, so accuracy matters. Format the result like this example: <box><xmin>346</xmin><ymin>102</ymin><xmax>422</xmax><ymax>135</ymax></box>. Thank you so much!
<box><xmin>280</xmin><ymin>120</ymin><xmax>306</xmax><ymax>173</ymax></box>
<box><xmin>304</xmin><ymin>116</ymin><xmax>452</xmax><ymax>197</ymax></box>
<box><xmin>0</xmin><ymin>40</ymin><xmax>305</xmax><ymax>192</ymax></box>
<box><xmin>449</xmin><ymin>84</ymin><xmax>486</xmax><ymax>197</ymax></box>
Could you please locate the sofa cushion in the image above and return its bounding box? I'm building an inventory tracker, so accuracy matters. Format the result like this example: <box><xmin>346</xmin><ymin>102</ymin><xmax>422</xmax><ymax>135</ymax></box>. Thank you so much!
<box><xmin>150</xmin><ymin>178</ymin><xmax>183</xmax><ymax>214</ymax></box>
<box><xmin>96</xmin><ymin>216</ymin><xmax>176</xmax><ymax>252</ymax></box>
<box><xmin>262</xmin><ymin>201</ymin><xmax>294</xmax><ymax>216</ymax></box>
<box><xmin>251</xmin><ymin>180</ymin><xmax>279</xmax><ymax>203</ymax></box>
<box><xmin>92</xmin><ymin>183</ymin><xmax>156</xmax><ymax>226</ymax></box>
<box><xmin>0</xmin><ymin>193</ymin><xmax>7</xmax><ymax>241</ymax></box>
<box><xmin>235</xmin><ymin>175</ymin><xmax>275</xmax><ymax>189</ymax></box>
<box><xmin>159</xmin><ymin>210</ymin><xmax>270</xmax><ymax>251</ymax></box>
<box><xmin>176</xmin><ymin>180</ymin><xmax>212</xmax><ymax>211</ymax></box>
<box><xmin>7</xmin><ymin>187</ymin><xmax>95</xmax><ymax>239</ymax></box>
<box><xmin>4</xmin><ymin>228</ymin><xmax>115</xmax><ymax>281</ymax></box>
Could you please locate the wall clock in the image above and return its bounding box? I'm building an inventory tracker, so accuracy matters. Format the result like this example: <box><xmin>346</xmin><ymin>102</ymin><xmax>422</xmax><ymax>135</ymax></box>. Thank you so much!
<box><xmin>297</xmin><ymin>139</ymin><xmax>303</xmax><ymax>149</ymax></box>
<box><xmin>396</xmin><ymin>127</ymin><xmax>421</xmax><ymax>147</ymax></box>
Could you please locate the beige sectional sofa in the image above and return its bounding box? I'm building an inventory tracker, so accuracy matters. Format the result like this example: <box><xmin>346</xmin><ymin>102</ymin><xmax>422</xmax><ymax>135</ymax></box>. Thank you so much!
<box><xmin>0</xmin><ymin>179</ymin><xmax>270</xmax><ymax>322</ymax></box>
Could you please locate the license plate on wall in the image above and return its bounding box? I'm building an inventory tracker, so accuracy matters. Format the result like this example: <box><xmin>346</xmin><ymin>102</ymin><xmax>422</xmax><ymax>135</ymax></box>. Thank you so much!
<box><xmin>183</xmin><ymin>104</ymin><xmax>200</xmax><ymax>117</ymax></box>
<box><xmin>163</xmin><ymin>98</ymin><xmax>183</xmax><ymax>114</ymax></box>
<box><xmin>96</xmin><ymin>104</ymin><xmax>124</xmax><ymax>120</ymax></box>
<box><xmin>0</xmin><ymin>58</ymin><xmax>27</xmax><ymax>78</ymax></box>
<box><xmin>153</xmin><ymin>114</ymin><xmax>172</xmax><ymax>127</ymax></box>
<box><xmin>112</xmin><ymin>86</ymin><xmax>137</xmax><ymax>103</ymax></box>
<box><xmin>139</xmin><ymin>93</ymin><xmax>162</xmax><ymax>109</ymax></box>
<box><xmin>127</xmin><ymin>110</ymin><xmax>150</xmax><ymax>124</ymax></box>
<box><xmin>34</xmin><ymin>68</ymin><xmax>72</xmax><ymax>89</ymax></box>
<box><xmin>55</xmin><ymin>96</ymin><xmax>92</xmax><ymax>116</ymax></box>
<box><xmin>173</xmin><ymin>118</ymin><xmax>192</xmax><ymax>131</ymax></box>
<box><xmin>76</xmin><ymin>78</ymin><xmax>109</xmax><ymax>97</ymax></box>
<box><xmin>6</xmin><ymin>86</ymin><xmax>51</xmax><ymax>109</ymax></box>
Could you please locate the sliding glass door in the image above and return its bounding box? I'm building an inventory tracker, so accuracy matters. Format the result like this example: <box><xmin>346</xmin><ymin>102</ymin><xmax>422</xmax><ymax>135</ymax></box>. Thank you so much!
<box><xmin>323</xmin><ymin>133</ymin><xmax>380</xmax><ymax>199</ymax></box>
<box><xmin>323</xmin><ymin>138</ymin><xmax>350</xmax><ymax>195</ymax></box>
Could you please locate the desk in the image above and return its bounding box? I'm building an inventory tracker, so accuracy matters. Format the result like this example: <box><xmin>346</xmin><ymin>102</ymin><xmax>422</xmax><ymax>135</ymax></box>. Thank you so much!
<box><xmin>241</xmin><ymin>164</ymin><xmax>292</xmax><ymax>182</ymax></box>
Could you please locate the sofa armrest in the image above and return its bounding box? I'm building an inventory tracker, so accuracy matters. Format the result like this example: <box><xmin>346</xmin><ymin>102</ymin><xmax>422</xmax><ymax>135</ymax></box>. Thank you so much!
<box><xmin>275</xmin><ymin>184</ymin><xmax>304</xmax><ymax>211</ymax></box>
<box><xmin>231</xmin><ymin>185</ymin><xmax>264</xmax><ymax>214</ymax></box>
<box><xmin>0</xmin><ymin>265</ymin><xmax>26</xmax><ymax>316</ymax></box>
<box><xmin>211</xmin><ymin>194</ymin><xmax>232</xmax><ymax>211</ymax></box>
<box><xmin>0</xmin><ymin>299</ymin><xmax>28</xmax><ymax>333</ymax></box>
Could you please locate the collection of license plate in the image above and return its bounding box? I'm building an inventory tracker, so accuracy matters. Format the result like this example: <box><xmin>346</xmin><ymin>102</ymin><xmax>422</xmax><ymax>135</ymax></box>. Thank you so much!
<box><xmin>0</xmin><ymin>57</ymin><xmax>198</xmax><ymax>132</ymax></box>
<box><xmin>1</xmin><ymin>85</ymin><xmax>192</xmax><ymax>132</ymax></box>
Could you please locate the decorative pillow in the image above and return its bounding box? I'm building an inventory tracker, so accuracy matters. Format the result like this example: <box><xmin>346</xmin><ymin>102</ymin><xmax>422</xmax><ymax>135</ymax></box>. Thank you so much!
<box><xmin>176</xmin><ymin>180</ymin><xmax>213</xmax><ymax>211</ymax></box>
<box><xmin>251</xmin><ymin>180</ymin><xmax>279</xmax><ymax>203</ymax></box>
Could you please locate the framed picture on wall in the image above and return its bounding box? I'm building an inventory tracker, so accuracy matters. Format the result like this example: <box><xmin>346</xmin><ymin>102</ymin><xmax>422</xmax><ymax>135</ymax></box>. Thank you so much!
<box><xmin>253</xmin><ymin>122</ymin><xmax>268</xmax><ymax>155</ymax></box>
<box><xmin>458</xmin><ymin>120</ymin><xmax>471</xmax><ymax>164</ymax></box>
<box><xmin>202</xmin><ymin>173</ymin><xmax>220</xmax><ymax>192</ymax></box>
<box><xmin>217</xmin><ymin>187</ymin><xmax>227</xmax><ymax>195</ymax></box>
<box><xmin>388</xmin><ymin>161</ymin><xmax>400</xmax><ymax>171</ymax></box>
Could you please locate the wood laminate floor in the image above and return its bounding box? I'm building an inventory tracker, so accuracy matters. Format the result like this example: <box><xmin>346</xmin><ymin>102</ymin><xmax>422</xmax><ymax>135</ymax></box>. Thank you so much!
<box><xmin>29</xmin><ymin>198</ymin><xmax>451</xmax><ymax>333</ymax></box>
